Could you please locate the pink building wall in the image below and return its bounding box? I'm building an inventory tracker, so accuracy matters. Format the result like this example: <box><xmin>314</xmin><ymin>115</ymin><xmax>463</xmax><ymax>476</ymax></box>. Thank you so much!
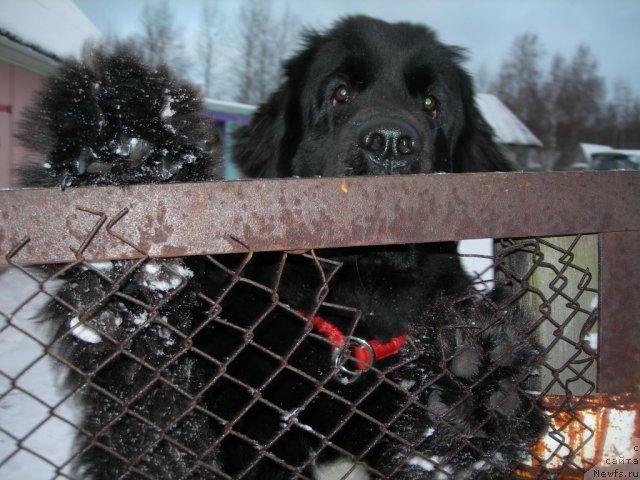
<box><xmin>0</xmin><ymin>60</ymin><xmax>44</xmax><ymax>188</ymax></box>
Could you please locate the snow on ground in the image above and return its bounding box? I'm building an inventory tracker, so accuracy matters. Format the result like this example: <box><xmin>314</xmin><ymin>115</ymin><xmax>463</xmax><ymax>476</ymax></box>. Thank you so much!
<box><xmin>0</xmin><ymin>268</ymin><xmax>77</xmax><ymax>479</ymax></box>
<box><xmin>458</xmin><ymin>238</ymin><xmax>495</xmax><ymax>289</ymax></box>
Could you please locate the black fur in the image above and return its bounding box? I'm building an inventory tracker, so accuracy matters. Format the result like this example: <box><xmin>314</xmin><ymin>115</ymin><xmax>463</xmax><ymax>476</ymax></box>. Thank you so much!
<box><xmin>234</xmin><ymin>16</ymin><xmax>512</xmax><ymax>178</ymax></box>
<box><xmin>19</xmin><ymin>18</ymin><xmax>545</xmax><ymax>479</ymax></box>
<box><xmin>17</xmin><ymin>42</ymin><xmax>219</xmax><ymax>188</ymax></box>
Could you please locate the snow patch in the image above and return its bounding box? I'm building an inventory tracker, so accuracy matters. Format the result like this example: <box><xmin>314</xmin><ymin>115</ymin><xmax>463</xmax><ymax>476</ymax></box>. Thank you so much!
<box><xmin>458</xmin><ymin>238</ymin><xmax>495</xmax><ymax>291</ymax></box>
<box><xmin>408</xmin><ymin>455</ymin><xmax>454</xmax><ymax>479</ymax></box>
<box><xmin>89</xmin><ymin>261</ymin><xmax>113</xmax><ymax>272</ymax></box>
<box><xmin>157</xmin><ymin>328</ymin><xmax>175</xmax><ymax>347</ymax></box>
<box><xmin>0</xmin><ymin>269</ymin><xmax>88</xmax><ymax>478</ymax></box>
<box><xmin>155</xmin><ymin>318</ymin><xmax>176</xmax><ymax>347</ymax></box>
<box><xmin>297</xmin><ymin>422</ymin><xmax>314</xmax><ymax>432</ymax></box>
<box><xmin>313</xmin><ymin>458</ymin><xmax>369</xmax><ymax>480</ymax></box>
<box><xmin>161</xmin><ymin>98</ymin><xmax>175</xmax><ymax>119</ymax></box>
<box><xmin>182</xmin><ymin>153</ymin><xmax>197</xmax><ymax>164</ymax></box>
<box><xmin>408</xmin><ymin>455</ymin><xmax>438</xmax><ymax>472</ymax></box>
<box><xmin>68</xmin><ymin>317</ymin><xmax>101</xmax><ymax>344</ymax></box>
<box><xmin>142</xmin><ymin>261</ymin><xmax>192</xmax><ymax>292</ymax></box>
<box><xmin>132</xmin><ymin>311</ymin><xmax>149</xmax><ymax>326</ymax></box>
<box><xmin>148</xmin><ymin>278</ymin><xmax>181</xmax><ymax>292</ymax></box>
<box><xmin>0</xmin><ymin>0</ymin><xmax>101</xmax><ymax>58</ymax></box>
<box><xmin>400</xmin><ymin>378</ymin><xmax>416</xmax><ymax>390</ymax></box>
<box><xmin>144</xmin><ymin>262</ymin><xmax>161</xmax><ymax>274</ymax></box>
<box><xmin>174</xmin><ymin>264</ymin><xmax>194</xmax><ymax>278</ymax></box>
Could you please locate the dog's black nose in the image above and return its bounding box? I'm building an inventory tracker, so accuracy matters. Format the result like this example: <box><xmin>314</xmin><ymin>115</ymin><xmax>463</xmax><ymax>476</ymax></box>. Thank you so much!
<box><xmin>357</xmin><ymin>118</ymin><xmax>422</xmax><ymax>174</ymax></box>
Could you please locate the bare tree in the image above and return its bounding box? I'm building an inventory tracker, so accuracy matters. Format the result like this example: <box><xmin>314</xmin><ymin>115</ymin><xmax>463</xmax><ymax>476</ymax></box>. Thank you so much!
<box><xmin>490</xmin><ymin>34</ymin><xmax>640</xmax><ymax>167</ymax></box>
<box><xmin>135</xmin><ymin>0</ymin><xmax>189</xmax><ymax>75</ymax></box>
<box><xmin>621</xmin><ymin>100</ymin><xmax>640</xmax><ymax>148</ymax></box>
<box><xmin>546</xmin><ymin>45</ymin><xmax>605</xmax><ymax>159</ymax></box>
<box><xmin>540</xmin><ymin>53</ymin><xmax>567</xmax><ymax>150</ymax></box>
<box><xmin>197</xmin><ymin>0</ymin><xmax>222</xmax><ymax>97</ymax></box>
<box><xmin>474</xmin><ymin>62</ymin><xmax>491</xmax><ymax>93</ymax></box>
<box><xmin>607</xmin><ymin>80</ymin><xmax>636</xmax><ymax>147</ymax></box>
<box><xmin>233</xmin><ymin>0</ymin><xmax>300</xmax><ymax>104</ymax></box>
<box><xmin>594</xmin><ymin>80</ymin><xmax>640</xmax><ymax>149</ymax></box>
<box><xmin>492</xmin><ymin>33</ymin><xmax>546</xmax><ymax>141</ymax></box>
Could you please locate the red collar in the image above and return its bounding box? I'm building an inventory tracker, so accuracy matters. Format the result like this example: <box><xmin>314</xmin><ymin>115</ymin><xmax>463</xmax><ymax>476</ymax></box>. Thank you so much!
<box><xmin>304</xmin><ymin>311</ymin><xmax>408</xmax><ymax>380</ymax></box>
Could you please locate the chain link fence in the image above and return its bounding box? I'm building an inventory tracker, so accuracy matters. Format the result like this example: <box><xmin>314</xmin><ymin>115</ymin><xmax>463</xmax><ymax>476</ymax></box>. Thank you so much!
<box><xmin>1</xmin><ymin>173</ymin><xmax>638</xmax><ymax>479</ymax></box>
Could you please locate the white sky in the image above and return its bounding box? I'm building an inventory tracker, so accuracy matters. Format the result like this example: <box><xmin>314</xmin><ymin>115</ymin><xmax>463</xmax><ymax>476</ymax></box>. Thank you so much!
<box><xmin>71</xmin><ymin>0</ymin><xmax>640</xmax><ymax>98</ymax></box>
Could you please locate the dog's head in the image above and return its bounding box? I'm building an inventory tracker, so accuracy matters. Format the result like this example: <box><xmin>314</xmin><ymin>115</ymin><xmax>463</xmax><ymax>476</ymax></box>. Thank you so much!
<box><xmin>234</xmin><ymin>16</ymin><xmax>511</xmax><ymax>178</ymax></box>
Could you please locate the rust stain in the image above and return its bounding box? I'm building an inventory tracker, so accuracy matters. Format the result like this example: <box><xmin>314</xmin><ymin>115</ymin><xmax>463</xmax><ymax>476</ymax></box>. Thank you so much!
<box><xmin>593</xmin><ymin>407</ymin><xmax>611</xmax><ymax>468</ymax></box>
<box><xmin>541</xmin><ymin>393</ymin><xmax>639</xmax><ymax>410</ymax></box>
<box><xmin>521</xmin><ymin>394</ymin><xmax>640</xmax><ymax>478</ymax></box>
<box><xmin>340</xmin><ymin>178</ymin><xmax>348</xmax><ymax>193</ymax></box>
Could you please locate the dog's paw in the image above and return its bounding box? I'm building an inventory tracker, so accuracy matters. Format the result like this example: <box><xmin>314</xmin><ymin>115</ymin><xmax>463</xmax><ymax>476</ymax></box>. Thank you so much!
<box><xmin>403</xmin><ymin>297</ymin><xmax>545</xmax><ymax>478</ymax></box>
<box><xmin>16</xmin><ymin>42</ymin><xmax>220</xmax><ymax>188</ymax></box>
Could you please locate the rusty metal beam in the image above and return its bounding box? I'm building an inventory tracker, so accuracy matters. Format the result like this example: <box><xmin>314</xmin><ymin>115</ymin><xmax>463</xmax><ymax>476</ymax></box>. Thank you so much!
<box><xmin>598</xmin><ymin>231</ymin><xmax>640</xmax><ymax>399</ymax></box>
<box><xmin>1</xmin><ymin>171</ymin><xmax>639</xmax><ymax>266</ymax></box>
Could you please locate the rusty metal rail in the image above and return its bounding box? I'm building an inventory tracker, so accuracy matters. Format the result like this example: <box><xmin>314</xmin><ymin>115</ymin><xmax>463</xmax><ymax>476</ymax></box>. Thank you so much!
<box><xmin>1</xmin><ymin>171</ymin><xmax>639</xmax><ymax>266</ymax></box>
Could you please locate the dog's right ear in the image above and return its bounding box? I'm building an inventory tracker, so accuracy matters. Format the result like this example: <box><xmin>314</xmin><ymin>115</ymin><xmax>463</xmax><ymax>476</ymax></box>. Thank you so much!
<box><xmin>233</xmin><ymin>86</ymin><xmax>295</xmax><ymax>178</ymax></box>
<box><xmin>233</xmin><ymin>31</ymin><xmax>323</xmax><ymax>179</ymax></box>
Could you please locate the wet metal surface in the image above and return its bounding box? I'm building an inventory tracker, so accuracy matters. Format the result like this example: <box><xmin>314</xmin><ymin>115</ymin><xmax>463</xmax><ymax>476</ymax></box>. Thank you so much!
<box><xmin>1</xmin><ymin>171</ymin><xmax>639</xmax><ymax>266</ymax></box>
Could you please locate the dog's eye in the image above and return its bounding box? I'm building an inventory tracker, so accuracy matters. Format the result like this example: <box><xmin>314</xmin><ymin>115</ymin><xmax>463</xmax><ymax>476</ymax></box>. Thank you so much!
<box><xmin>332</xmin><ymin>85</ymin><xmax>350</xmax><ymax>105</ymax></box>
<box><xmin>423</xmin><ymin>95</ymin><xmax>438</xmax><ymax>117</ymax></box>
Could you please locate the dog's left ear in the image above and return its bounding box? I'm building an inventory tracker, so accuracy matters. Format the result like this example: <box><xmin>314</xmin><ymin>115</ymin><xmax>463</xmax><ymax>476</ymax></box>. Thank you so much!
<box><xmin>233</xmin><ymin>86</ymin><xmax>294</xmax><ymax>178</ymax></box>
<box><xmin>234</xmin><ymin>47</ymin><xmax>318</xmax><ymax>178</ymax></box>
<box><xmin>451</xmin><ymin>73</ymin><xmax>514</xmax><ymax>173</ymax></box>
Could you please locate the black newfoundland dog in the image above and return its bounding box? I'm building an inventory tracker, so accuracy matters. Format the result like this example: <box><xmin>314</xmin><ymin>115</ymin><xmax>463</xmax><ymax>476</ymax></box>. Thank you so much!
<box><xmin>18</xmin><ymin>16</ymin><xmax>545</xmax><ymax>480</ymax></box>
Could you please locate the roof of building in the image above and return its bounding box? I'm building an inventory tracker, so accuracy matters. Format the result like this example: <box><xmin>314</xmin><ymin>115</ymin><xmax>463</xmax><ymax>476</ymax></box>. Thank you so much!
<box><xmin>204</xmin><ymin>98</ymin><xmax>256</xmax><ymax>125</ymax></box>
<box><xmin>0</xmin><ymin>0</ymin><xmax>100</xmax><ymax>75</ymax></box>
<box><xmin>476</xmin><ymin>93</ymin><xmax>543</xmax><ymax>148</ymax></box>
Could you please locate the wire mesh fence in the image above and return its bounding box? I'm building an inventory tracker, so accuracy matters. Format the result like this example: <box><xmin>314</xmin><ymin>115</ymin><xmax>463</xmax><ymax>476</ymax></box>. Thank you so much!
<box><xmin>1</xmin><ymin>173</ymin><xmax>638</xmax><ymax>479</ymax></box>
<box><xmin>1</xmin><ymin>239</ymin><xmax>599</xmax><ymax>478</ymax></box>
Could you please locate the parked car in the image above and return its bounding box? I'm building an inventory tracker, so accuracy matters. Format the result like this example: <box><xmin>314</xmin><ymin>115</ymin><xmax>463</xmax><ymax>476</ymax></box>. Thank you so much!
<box><xmin>592</xmin><ymin>152</ymin><xmax>639</xmax><ymax>171</ymax></box>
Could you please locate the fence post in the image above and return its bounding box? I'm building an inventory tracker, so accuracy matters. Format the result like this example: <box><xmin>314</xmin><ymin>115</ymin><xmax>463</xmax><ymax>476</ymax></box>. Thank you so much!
<box><xmin>497</xmin><ymin>235</ymin><xmax>599</xmax><ymax>396</ymax></box>
<box><xmin>598</xmin><ymin>231</ymin><xmax>640</xmax><ymax>400</ymax></box>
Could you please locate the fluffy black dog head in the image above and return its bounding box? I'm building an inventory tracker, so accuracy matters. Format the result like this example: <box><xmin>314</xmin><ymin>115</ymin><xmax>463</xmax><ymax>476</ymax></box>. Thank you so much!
<box><xmin>234</xmin><ymin>16</ymin><xmax>511</xmax><ymax>178</ymax></box>
<box><xmin>17</xmin><ymin>42</ymin><xmax>220</xmax><ymax>188</ymax></box>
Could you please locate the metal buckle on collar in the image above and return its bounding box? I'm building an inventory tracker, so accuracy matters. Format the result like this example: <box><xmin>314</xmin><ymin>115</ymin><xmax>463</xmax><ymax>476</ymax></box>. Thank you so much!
<box><xmin>331</xmin><ymin>336</ymin><xmax>375</xmax><ymax>384</ymax></box>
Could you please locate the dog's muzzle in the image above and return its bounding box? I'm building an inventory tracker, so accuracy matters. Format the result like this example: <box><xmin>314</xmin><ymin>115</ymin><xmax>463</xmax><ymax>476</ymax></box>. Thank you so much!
<box><xmin>357</xmin><ymin>117</ymin><xmax>422</xmax><ymax>174</ymax></box>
